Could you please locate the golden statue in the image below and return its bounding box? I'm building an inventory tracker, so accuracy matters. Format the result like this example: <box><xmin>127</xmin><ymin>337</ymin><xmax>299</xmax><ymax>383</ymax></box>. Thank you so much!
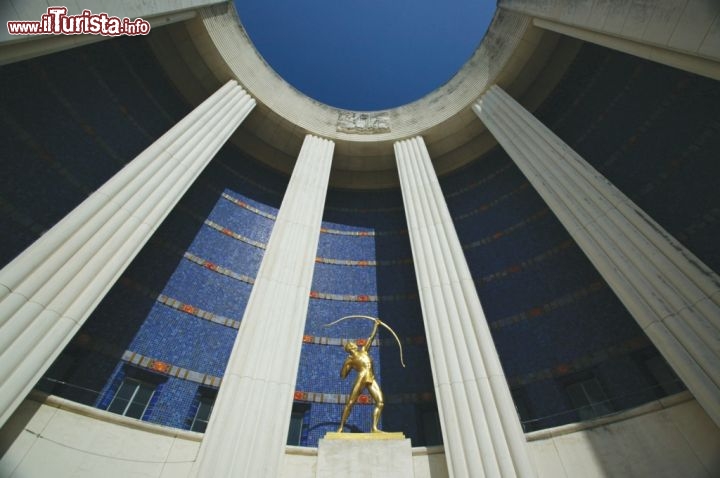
<box><xmin>324</xmin><ymin>315</ymin><xmax>405</xmax><ymax>434</ymax></box>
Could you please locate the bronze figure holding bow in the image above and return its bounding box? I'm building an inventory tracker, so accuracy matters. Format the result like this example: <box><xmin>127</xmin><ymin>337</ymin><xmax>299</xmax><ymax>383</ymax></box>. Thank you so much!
<box><xmin>324</xmin><ymin>315</ymin><xmax>406</xmax><ymax>433</ymax></box>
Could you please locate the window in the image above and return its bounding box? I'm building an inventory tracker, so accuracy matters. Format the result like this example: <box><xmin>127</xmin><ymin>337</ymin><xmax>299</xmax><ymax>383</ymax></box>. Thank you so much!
<box><xmin>107</xmin><ymin>377</ymin><xmax>156</xmax><ymax>419</ymax></box>
<box><xmin>286</xmin><ymin>403</ymin><xmax>309</xmax><ymax>446</ymax></box>
<box><xmin>189</xmin><ymin>388</ymin><xmax>217</xmax><ymax>433</ymax></box>
<box><xmin>564</xmin><ymin>376</ymin><xmax>613</xmax><ymax>421</ymax></box>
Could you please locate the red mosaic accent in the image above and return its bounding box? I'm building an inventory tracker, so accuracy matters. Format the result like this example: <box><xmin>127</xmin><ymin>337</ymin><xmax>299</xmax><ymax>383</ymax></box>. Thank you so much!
<box><xmin>294</xmin><ymin>391</ymin><xmax>306</xmax><ymax>400</ymax></box>
<box><xmin>181</xmin><ymin>304</ymin><xmax>196</xmax><ymax>314</ymax></box>
<box><xmin>554</xmin><ymin>364</ymin><xmax>570</xmax><ymax>375</ymax></box>
<box><xmin>204</xmin><ymin>261</ymin><xmax>217</xmax><ymax>271</ymax></box>
<box><xmin>357</xmin><ymin>295</ymin><xmax>369</xmax><ymax>302</ymax></box>
<box><xmin>357</xmin><ymin>394</ymin><xmax>370</xmax><ymax>404</ymax></box>
<box><xmin>529</xmin><ymin>307</ymin><xmax>543</xmax><ymax>317</ymax></box>
<box><xmin>222</xmin><ymin>228</ymin><xmax>232</xmax><ymax>236</ymax></box>
<box><xmin>150</xmin><ymin>360</ymin><xmax>170</xmax><ymax>373</ymax></box>
<box><xmin>75</xmin><ymin>334</ymin><xmax>91</xmax><ymax>346</ymax></box>
<box><xmin>357</xmin><ymin>260</ymin><xmax>368</xmax><ymax>267</ymax></box>
<box><xmin>303</xmin><ymin>335</ymin><xmax>313</xmax><ymax>343</ymax></box>
<box><xmin>310</xmin><ymin>291</ymin><xmax>319</xmax><ymax>298</ymax></box>
<box><xmin>629</xmin><ymin>336</ymin><xmax>650</xmax><ymax>348</ymax></box>
<box><xmin>119</xmin><ymin>277</ymin><xmax>133</xmax><ymax>287</ymax></box>
<box><xmin>589</xmin><ymin>281</ymin><xmax>604</xmax><ymax>291</ymax></box>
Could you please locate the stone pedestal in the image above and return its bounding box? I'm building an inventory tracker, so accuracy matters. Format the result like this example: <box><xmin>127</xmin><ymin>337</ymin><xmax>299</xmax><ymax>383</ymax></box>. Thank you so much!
<box><xmin>317</xmin><ymin>434</ymin><xmax>413</xmax><ymax>478</ymax></box>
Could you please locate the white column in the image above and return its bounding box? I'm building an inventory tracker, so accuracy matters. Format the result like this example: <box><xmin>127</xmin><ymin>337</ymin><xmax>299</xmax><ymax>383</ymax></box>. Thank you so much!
<box><xmin>0</xmin><ymin>80</ymin><xmax>255</xmax><ymax>428</ymax></box>
<box><xmin>193</xmin><ymin>135</ymin><xmax>334</xmax><ymax>477</ymax></box>
<box><xmin>395</xmin><ymin>137</ymin><xmax>535</xmax><ymax>478</ymax></box>
<box><xmin>474</xmin><ymin>85</ymin><xmax>720</xmax><ymax>426</ymax></box>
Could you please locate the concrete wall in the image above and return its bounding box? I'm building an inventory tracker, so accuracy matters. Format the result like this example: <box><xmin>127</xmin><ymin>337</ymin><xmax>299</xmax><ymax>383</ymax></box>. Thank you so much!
<box><xmin>0</xmin><ymin>395</ymin><xmax>201</xmax><ymax>478</ymax></box>
<box><xmin>501</xmin><ymin>0</ymin><xmax>720</xmax><ymax>80</ymax></box>
<box><xmin>500</xmin><ymin>0</ymin><xmax>720</xmax><ymax>62</ymax></box>
<box><xmin>2</xmin><ymin>392</ymin><xmax>717</xmax><ymax>477</ymax></box>
<box><xmin>527</xmin><ymin>393</ymin><xmax>720</xmax><ymax>477</ymax></box>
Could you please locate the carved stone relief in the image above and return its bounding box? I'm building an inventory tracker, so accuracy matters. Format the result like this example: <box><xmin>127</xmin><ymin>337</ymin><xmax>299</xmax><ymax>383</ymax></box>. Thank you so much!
<box><xmin>336</xmin><ymin>111</ymin><xmax>391</xmax><ymax>134</ymax></box>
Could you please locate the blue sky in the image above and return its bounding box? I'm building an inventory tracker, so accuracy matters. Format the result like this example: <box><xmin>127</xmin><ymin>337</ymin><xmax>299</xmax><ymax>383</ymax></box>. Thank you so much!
<box><xmin>234</xmin><ymin>0</ymin><xmax>496</xmax><ymax>111</ymax></box>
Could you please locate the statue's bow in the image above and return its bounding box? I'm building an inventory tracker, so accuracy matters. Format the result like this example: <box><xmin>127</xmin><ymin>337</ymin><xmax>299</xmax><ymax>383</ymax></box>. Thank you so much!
<box><xmin>324</xmin><ymin>315</ymin><xmax>406</xmax><ymax>368</ymax></box>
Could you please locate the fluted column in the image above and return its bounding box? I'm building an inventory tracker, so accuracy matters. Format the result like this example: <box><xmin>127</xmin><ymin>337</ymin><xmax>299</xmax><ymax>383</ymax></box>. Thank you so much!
<box><xmin>193</xmin><ymin>135</ymin><xmax>334</xmax><ymax>477</ymax></box>
<box><xmin>395</xmin><ymin>137</ymin><xmax>535</xmax><ymax>478</ymax></box>
<box><xmin>0</xmin><ymin>80</ymin><xmax>254</xmax><ymax>428</ymax></box>
<box><xmin>475</xmin><ymin>85</ymin><xmax>720</xmax><ymax>426</ymax></box>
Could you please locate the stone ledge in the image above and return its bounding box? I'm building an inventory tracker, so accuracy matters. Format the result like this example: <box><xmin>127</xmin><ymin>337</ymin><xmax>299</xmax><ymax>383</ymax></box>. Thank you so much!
<box><xmin>324</xmin><ymin>431</ymin><xmax>406</xmax><ymax>441</ymax></box>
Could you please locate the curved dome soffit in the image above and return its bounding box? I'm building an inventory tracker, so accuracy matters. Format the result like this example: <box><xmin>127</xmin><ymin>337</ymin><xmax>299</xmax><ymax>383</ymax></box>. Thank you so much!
<box><xmin>156</xmin><ymin>3</ymin><xmax>568</xmax><ymax>187</ymax></box>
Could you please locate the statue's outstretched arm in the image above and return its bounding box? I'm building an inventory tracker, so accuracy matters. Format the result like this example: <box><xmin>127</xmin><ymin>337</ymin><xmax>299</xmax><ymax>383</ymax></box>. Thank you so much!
<box><xmin>324</xmin><ymin>315</ymin><xmax>405</xmax><ymax>367</ymax></box>
<box><xmin>363</xmin><ymin>319</ymin><xmax>380</xmax><ymax>353</ymax></box>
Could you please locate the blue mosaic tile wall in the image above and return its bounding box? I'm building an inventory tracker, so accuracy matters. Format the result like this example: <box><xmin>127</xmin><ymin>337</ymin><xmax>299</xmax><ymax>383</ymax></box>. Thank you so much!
<box><xmin>42</xmin><ymin>145</ymin><xmax>289</xmax><ymax>428</ymax></box>
<box><xmin>295</xmin><ymin>188</ymin><xmax>437</xmax><ymax>446</ymax></box>
<box><xmin>6</xmin><ymin>34</ymin><xmax>713</xmax><ymax>443</ymax></box>
<box><xmin>3</xmin><ymin>36</ymin><xmax>293</xmax><ymax>430</ymax></box>
<box><xmin>435</xmin><ymin>42</ymin><xmax>720</xmax><ymax>429</ymax></box>
<box><xmin>523</xmin><ymin>43</ymin><xmax>718</xmax><ymax>426</ymax></box>
<box><xmin>440</xmin><ymin>145</ymin><xmax>681</xmax><ymax>430</ymax></box>
<box><xmin>533</xmin><ymin>43</ymin><xmax>720</xmax><ymax>274</ymax></box>
<box><xmin>0</xmin><ymin>36</ymin><xmax>190</xmax><ymax>268</ymax></box>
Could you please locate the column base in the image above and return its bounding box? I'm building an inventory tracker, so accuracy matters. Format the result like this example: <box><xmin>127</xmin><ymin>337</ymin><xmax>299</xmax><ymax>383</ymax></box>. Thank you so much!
<box><xmin>317</xmin><ymin>433</ymin><xmax>413</xmax><ymax>477</ymax></box>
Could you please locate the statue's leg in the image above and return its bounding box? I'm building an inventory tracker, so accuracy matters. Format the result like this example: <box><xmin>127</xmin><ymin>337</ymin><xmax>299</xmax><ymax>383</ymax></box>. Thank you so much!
<box><xmin>338</xmin><ymin>379</ymin><xmax>364</xmax><ymax>432</ymax></box>
<box><xmin>368</xmin><ymin>382</ymin><xmax>385</xmax><ymax>432</ymax></box>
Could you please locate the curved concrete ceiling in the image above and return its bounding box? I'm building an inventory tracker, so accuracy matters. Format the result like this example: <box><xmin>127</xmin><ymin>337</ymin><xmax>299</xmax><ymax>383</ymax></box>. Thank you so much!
<box><xmin>149</xmin><ymin>3</ymin><xmax>580</xmax><ymax>188</ymax></box>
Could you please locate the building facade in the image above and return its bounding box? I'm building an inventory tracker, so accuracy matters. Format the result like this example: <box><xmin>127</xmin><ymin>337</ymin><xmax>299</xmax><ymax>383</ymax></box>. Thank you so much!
<box><xmin>1</xmin><ymin>1</ymin><xmax>719</xmax><ymax>477</ymax></box>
